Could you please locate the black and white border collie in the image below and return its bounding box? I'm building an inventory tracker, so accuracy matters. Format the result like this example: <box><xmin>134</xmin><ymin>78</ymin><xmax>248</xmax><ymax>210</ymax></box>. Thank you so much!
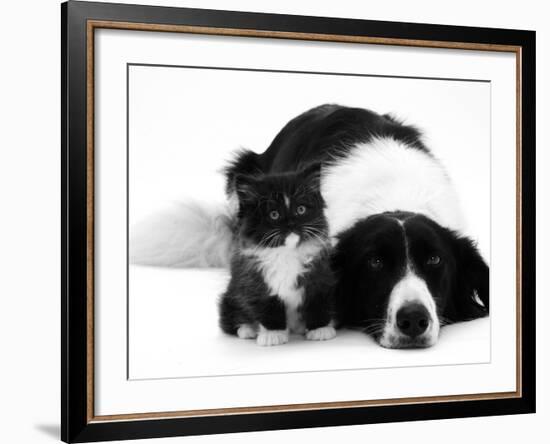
<box><xmin>131</xmin><ymin>104</ymin><xmax>489</xmax><ymax>349</ymax></box>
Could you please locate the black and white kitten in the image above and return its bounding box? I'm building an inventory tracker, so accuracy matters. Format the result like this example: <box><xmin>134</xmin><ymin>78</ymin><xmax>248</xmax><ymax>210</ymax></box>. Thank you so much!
<box><xmin>219</xmin><ymin>159</ymin><xmax>336</xmax><ymax>346</ymax></box>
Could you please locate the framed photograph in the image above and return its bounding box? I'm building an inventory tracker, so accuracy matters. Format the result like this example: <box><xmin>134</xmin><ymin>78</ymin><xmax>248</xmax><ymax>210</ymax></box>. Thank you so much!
<box><xmin>61</xmin><ymin>1</ymin><xmax>536</xmax><ymax>442</ymax></box>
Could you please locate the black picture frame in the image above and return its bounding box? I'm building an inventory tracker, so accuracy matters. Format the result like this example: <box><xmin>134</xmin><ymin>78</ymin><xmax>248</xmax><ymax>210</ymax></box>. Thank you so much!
<box><xmin>61</xmin><ymin>1</ymin><xmax>536</xmax><ymax>442</ymax></box>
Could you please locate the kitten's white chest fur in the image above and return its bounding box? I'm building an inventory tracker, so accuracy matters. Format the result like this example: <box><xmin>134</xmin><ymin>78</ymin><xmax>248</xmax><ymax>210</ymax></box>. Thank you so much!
<box><xmin>243</xmin><ymin>237</ymin><xmax>322</xmax><ymax>332</ymax></box>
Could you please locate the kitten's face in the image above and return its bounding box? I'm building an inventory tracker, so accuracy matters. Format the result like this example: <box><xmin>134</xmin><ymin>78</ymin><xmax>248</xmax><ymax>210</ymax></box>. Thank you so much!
<box><xmin>235</xmin><ymin>165</ymin><xmax>328</xmax><ymax>248</ymax></box>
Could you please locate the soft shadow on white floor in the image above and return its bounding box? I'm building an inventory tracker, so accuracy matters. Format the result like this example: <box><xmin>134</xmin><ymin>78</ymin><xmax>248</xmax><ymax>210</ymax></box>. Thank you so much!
<box><xmin>128</xmin><ymin>266</ymin><xmax>490</xmax><ymax>380</ymax></box>
<box><xmin>34</xmin><ymin>424</ymin><xmax>59</xmax><ymax>441</ymax></box>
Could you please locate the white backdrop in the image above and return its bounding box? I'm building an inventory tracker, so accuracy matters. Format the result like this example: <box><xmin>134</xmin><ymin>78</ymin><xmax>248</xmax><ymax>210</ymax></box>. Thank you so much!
<box><xmin>0</xmin><ymin>0</ymin><xmax>548</xmax><ymax>443</ymax></box>
<box><xmin>128</xmin><ymin>63</ymin><xmax>492</xmax><ymax>380</ymax></box>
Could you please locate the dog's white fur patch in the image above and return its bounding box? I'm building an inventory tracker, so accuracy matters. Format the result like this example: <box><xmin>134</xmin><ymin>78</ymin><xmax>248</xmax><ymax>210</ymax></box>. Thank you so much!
<box><xmin>257</xmin><ymin>326</ymin><xmax>289</xmax><ymax>346</ymax></box>
<box><xmin>306</xmin><ymin>325</ymin><xmax>336</xmax><ymax>341</ymax></box>
<box><xmin>379</xmin><ymin>271</ymin><xmax>440</xmax><ymax>348</ymax></box>
<box><xmin>237</xmin><ymin>323</ymin><xmax>258</xmax><ymax>339</ymax></box>
<box><xmin>321</xmin><ymin>137</ymin><xmax>466</xmax><ymax>238</ymax></box>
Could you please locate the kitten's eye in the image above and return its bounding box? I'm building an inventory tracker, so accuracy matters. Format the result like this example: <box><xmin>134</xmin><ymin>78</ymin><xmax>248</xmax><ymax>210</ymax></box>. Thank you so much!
<box><xmin>269</xmin><ymin>210</ymin><xmax>280</xmax><ymax>221</ymax></box>
<box><xmin>296</xmin><ymin>205</ymin><xmax>307</xmax><ymax>215</ymax></box>
<box><xmin>426</xmin><ymin>255</ymin><xmax>441</xmax><ymax>266</ymax></box>
<box><xmin>368</xmin><ymin>257</ymin><xmax>384</xmax><ymax>270</ymax></box>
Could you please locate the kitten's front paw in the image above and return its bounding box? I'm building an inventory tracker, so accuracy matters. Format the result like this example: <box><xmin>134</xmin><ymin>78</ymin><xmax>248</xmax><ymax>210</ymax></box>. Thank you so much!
<box><xmin>237</xmin><ymin>324</ymin><xmax>257</xmax><ymax>339</ymax></box>
<box><xmin>257</xmin><ymin>329</ymin><xmax>289</xmax><ymax>346</ymax></box>
<box><xmin>306</xmin><ymin>325</ymin><xmax>336</xmax><ymax>341</ymax></box>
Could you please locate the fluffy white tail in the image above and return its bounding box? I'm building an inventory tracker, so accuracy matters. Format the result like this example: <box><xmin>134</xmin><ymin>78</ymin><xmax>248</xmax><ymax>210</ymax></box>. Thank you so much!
<box><xmin>129</xmin><ymin>201</ymin><xmax>235</xmax><ymax>268</ymax></box>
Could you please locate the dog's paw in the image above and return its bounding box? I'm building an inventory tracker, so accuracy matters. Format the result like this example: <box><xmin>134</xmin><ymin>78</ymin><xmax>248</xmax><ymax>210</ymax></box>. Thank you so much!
<box><xmin>306</xmin><ymin>325</ymin><xmax>336</xmax><ymax>341</ymax></box>
<box><xmin>257</xmin><ymin>329</ymin><xmax>289</xmax><ymax>346</ymax></box>
<box><xmin>237</xmin><ymin>324</ymin><xmax>257</xmax><ymax>339</ymax></box>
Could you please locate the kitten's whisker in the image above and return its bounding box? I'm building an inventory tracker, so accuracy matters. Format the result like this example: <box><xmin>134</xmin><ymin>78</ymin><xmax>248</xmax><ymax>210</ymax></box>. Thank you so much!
<box><xmin>261</xmin><ymin>233</ymin><xmax>277</xmax><ymax>246</ymax></box>
<box><xmin>302</xmin><ymin>227</ymin><xmax>330</xmax><ymax>248</ymax></box>
<box><xmin>267</xmin><ymin>235</ymin><xmax>278</xmax><ymax>249</ymax></box>
<box><xmin>265</xmin><ymin>232</ymin><xmax>282</xmax><ymax>249</ymax></box>
<box><xmin>258</xmin><ymin>229</ymin><xmax>280</xmax><ymax>248</ymax></box>
<box><xmin>303</xmin><ymin>224</ymin><xmax>328</xmax><ymax>237</ymax></box>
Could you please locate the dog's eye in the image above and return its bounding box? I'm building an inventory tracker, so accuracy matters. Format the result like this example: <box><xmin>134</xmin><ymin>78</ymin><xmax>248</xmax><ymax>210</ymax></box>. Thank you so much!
<box><xmin>368</xmin><ymin>257</ymin><xmax>384</xmax><ymax>270</ymax></box>
<box><xmin>269</xmin><ymin>210</ymin><xmax>280</xmax><ymax>221</ymax></box>
<box><xmin>427</xmin><ymin>255</ymin><xmax>441</xmax><ymax>266</ymax></box>
<box><xmin>296</xmin><ymin>205</ymin><xmax>307</xmax><ymax>215</ymax></box>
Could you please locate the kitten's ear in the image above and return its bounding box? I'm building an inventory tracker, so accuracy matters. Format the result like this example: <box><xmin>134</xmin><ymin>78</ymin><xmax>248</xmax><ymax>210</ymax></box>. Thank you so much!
<box><xmin>234</xmin><ymin>174</ymin><xmax>260</xmax><ymax>203</ymax></box>
<box><xmin>299</xmin><ymin>162</ymin><xmax>322</xmax><ymax>191</ymax></box>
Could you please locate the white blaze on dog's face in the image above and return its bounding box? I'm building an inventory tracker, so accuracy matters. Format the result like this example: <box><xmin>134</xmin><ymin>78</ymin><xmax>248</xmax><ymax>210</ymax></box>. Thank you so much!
<box><xmin>333</xmin><ymin>212</ymin><xmax>489</xmax><ymax>348</ymax></box>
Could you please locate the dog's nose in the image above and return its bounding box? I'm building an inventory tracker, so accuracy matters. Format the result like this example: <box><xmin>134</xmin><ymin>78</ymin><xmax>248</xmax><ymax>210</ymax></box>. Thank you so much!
<box><xmin>396</xmin><ymin>303</ymin><xmax>430</xmax><ymax>338</ymax></box>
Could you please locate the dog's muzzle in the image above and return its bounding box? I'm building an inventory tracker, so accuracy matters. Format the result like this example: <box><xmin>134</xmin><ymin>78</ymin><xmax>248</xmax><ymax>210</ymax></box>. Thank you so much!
<box><xmin>396</xmin><ymin>303</ymin><xmax>430</xmax><ymax>338</ymax></box>
<box><xmin>379</xmin><ymin>272</ymin><xmax>440</xmax><ymax>348</ymax></box>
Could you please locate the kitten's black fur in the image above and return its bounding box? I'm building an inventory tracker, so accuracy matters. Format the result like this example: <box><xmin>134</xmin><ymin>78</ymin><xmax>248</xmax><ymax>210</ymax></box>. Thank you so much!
<box><xmin>219</xmin><ymin>155</ymin><xmax>336</xmax><ymax>345</ymax></box>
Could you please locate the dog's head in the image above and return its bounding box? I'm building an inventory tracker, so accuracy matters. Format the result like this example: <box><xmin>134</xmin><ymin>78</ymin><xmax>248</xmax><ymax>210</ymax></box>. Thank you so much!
<box><xmin>333</xmin><ymin>212</ymin><xmax>489</xmax><ymax>348</ymax></box>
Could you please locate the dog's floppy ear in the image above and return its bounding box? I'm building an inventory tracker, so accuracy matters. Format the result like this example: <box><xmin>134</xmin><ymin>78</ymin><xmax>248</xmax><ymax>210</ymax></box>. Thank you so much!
<box><xmin>446</xmin><ymin>235</ymin><xmax>489</xmax><ymax>322</ymax></box>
